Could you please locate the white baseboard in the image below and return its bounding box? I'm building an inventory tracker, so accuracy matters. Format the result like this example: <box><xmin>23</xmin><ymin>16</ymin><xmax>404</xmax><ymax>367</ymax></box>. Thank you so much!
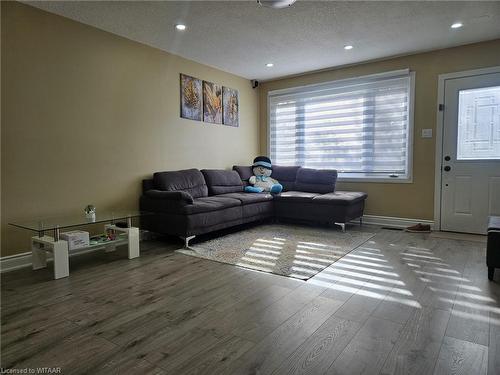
<box><xmin>0</xmin><ymin>219</ymin><xmax>432</xmax><ymax>273</ymax></box>
<box><xmin>1</xmin><ymin>230</ymin><xmax>155</xmax><ymax>274</ymax></box>
<box><xmin>354</xmin><ymin>214</ymin><xmax>434</xmax><ymax>229</ymax></box>
<box><xmin>0</xmin><ymin>245</ymin><xmax>114</xmax><ymax>273</ymax></box>
<box><xmin>0</xmin><ymin>252</ymin><xmax>33</xmax><ymax>273</ymax></box>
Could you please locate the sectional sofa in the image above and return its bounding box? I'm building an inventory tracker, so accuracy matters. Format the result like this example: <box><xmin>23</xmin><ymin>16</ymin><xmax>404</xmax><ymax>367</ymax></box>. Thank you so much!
<box><xmin>140</xmin><ymin>166</ymin><xmax>367</xmax><ymax>247</ymax></box>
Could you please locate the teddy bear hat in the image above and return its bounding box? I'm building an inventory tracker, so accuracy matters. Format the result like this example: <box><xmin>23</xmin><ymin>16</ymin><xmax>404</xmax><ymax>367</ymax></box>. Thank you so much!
<box><xmin>253</xmin><ymin>156</ymin><xmax>273</xmax><ymax>170</ymax></box>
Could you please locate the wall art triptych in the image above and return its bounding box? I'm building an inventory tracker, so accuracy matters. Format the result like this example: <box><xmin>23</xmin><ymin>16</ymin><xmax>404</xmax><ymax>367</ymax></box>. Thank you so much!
<box><xmin>180</xmin><ymin>74</ymin><xmax>239</xmax><ymax>127</ymax></box>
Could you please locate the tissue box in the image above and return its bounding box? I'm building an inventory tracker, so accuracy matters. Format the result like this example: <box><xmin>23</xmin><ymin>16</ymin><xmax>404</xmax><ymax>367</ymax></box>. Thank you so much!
<box><xmin>60</xmin><ymin>230</ymin><xmax>90</xmax><ymax>250</ymax></box>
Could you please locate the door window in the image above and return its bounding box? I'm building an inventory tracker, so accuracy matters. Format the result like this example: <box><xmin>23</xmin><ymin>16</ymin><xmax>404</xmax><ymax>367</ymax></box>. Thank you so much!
<box><xmin>457</xmin><ymin>85</ymin><xmax>500</xmax><ymax>160</ymax></box>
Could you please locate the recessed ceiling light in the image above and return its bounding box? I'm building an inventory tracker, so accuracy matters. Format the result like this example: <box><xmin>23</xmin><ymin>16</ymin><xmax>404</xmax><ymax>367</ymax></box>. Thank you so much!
<box><xmin>451</xmin><ymin>22</ymin><xmax>463</xmax><ymax>29</ymax></box>
<box><xmin>258</xmin><ymin>0</ymin><xmax>296</xmax><ymax>9</ymax></box>
<box><xmin>344</xmin><ymin>45</ymin><xmax>353</xmax><ymax>50</ymax></box>
<box><xmin>266</xmin><ymin>63</ymin><xmax>274</xmax><ymax>67</ymax></box>
<box><xmin>175</xmin><ymin>24</ymin><xmax>186</xmax><ymax>31</ymax></box>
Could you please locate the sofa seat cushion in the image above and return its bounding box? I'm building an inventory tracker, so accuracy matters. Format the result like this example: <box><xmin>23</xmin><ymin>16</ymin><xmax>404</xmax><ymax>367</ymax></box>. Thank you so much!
<box><xmin>181</xmin><ymin>196</ymin><xmax>241</xmax><ymax>215</ymax></box>
<box><xmin>274</xmin><ymin>191</ymin><xmax>320</xmax><ymax>202</ymax></box>
<box><xmin>217</xmin><ymin>192</ymin><xmax>274</xmax><ymax>205</ymax></box>
<box><xmin>312</xmin><ymin>191</ymin><xmax>368</xmax><ymax>206</ymax></box>
<box><xmin>186</xmin><ymin>206</ymin><xmax>242</xmax><ymax>231</ymax></box>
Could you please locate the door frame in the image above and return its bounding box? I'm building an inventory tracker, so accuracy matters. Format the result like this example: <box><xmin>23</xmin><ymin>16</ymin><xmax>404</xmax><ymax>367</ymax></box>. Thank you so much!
<box><xmin>434</xmin><ymin>66</ymin><xmax>500</xmax><ymax>231</ymax></box>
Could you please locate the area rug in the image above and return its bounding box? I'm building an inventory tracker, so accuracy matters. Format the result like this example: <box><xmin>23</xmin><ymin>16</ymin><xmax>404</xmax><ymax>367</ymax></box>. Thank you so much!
<box><xmin>177</xmin><ymin>224</ymin><xmax>375</xmax><ymax>280</ymax></box>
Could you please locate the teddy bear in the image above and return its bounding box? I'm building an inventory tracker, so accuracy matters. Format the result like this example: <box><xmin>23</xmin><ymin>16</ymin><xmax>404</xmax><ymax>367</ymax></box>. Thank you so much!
<box><xmin>244</xmin><ymin>156</ymin><xmax>283</xmax><ymax>194</ymax></box>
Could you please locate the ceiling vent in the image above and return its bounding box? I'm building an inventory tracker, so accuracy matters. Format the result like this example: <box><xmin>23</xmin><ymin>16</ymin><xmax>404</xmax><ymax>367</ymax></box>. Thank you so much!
<box><xmin>257</xmin><ymin>0</ymin><xmax>296</xmax><ymax>9</ymax></box>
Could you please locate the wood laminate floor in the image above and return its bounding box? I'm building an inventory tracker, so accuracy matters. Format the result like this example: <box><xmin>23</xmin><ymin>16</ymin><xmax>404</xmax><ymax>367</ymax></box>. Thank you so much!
<box><xmin>1</xmin><ymin>226</ymin><xmax>499</xmax><ymax>374</ymax></box>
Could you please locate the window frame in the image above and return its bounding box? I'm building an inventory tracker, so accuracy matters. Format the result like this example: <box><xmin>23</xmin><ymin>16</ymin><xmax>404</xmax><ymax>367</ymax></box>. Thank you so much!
<box><xmin>267</xmin><ymin>70</ymin><xmax>416</xmax><ymax>183</ymax></box>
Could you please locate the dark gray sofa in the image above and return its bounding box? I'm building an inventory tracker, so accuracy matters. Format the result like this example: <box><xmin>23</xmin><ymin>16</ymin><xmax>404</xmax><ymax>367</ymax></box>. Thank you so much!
<box><xmin>140</xmin><ymin>166</ymin><xmax>367</xmax><ymax>246</ymax></box>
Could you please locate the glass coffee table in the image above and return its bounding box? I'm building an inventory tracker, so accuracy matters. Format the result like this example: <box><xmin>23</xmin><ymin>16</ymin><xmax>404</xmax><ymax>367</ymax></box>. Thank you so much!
<box><xmin>9</xmin><ymin>211</ymin><xmax>148</xmax><ymax>279</ymax></box>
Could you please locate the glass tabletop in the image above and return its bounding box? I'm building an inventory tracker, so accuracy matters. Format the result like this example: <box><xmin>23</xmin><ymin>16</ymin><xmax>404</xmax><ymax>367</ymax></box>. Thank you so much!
<box><xmin>9</xmin><ymin>210</ymin><xmax>149</xmax><ymax>232</ymax></box>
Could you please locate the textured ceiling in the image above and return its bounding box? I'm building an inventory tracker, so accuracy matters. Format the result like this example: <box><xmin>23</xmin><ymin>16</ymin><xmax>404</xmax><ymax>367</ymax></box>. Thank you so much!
<box><xmin>26</xmin><ymin>1</ymin><xmax>500</xmax><ymax>80</ymax></box>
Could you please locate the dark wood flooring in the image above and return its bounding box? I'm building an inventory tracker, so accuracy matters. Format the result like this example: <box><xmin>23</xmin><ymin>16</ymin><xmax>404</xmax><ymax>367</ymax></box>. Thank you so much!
<box><xmin>1</xmin><ymin>227</ymin><xmax>499</xmax><ymax>374</ymax></box>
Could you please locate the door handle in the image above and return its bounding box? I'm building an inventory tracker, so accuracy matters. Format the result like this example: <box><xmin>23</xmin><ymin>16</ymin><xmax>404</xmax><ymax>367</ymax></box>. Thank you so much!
<box><xmin>444</xmin><ymin>166</ymin><xmax>451</xmax><ymax>172</ymax></box>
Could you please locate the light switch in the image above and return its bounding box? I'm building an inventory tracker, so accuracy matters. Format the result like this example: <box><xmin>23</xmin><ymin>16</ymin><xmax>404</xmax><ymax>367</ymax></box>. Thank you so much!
<box><xmin>421</xmin><ymin>129</ymin><xmax>433</xmax><ymax>138</ymax></box>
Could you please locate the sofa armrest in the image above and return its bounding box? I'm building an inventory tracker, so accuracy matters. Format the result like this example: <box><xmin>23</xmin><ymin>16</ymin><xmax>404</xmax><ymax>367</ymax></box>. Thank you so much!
<box><xmin>144</xmin><ymin>190</ymin><xmax>194</xmax><ymax>204</ymax></box>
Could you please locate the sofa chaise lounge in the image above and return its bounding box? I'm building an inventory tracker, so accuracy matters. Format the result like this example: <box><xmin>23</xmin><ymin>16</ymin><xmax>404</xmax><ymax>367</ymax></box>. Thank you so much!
<box><xmin>140</xmin><ymin>166</ymin><xmax>367</xmax><ymax>247</ymax></box>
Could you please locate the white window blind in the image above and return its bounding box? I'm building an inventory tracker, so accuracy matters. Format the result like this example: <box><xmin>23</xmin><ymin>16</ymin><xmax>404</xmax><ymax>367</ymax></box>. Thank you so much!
<box><xmin>269</xmin><ymin>70</ymin><xmax>414</xmax><ymax>181</ymax></box>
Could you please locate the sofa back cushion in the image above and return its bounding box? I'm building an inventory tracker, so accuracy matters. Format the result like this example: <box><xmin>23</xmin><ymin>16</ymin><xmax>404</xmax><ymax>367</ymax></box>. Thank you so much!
<box><xmin>232</xmin><ymin>166</ymin><xmax>253</xmax><ymax>185</ymax></box>
<box><xmin>272</xmin><ymin>166</ymin><xmax>301</xmax><ymax>191</ymax></box>
<box><xmin>142</xmin><ymin>178</ymin><xmax>155</xmax><ymax>193</ymax></box>
<box><xmin>153</xmin><ymin>168</ymin><xmax>208</xmax><ymax>198</ymax></box>
<box><xmin>201</xmin><ymin>169</ymin><xmax>244</xmax><ymax>195</ymax></box>
<box><xmin>295</xmin><ymin>168</ymin><xmax>337</xmax><ymax>194</ymax></box>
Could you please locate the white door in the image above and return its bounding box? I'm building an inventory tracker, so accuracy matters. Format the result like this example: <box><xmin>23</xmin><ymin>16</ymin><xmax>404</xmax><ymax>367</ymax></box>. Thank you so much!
<box><xmin>441</xmin><ymin>71</ymin><xmax>500</xmax><ymax>234</ymax></box>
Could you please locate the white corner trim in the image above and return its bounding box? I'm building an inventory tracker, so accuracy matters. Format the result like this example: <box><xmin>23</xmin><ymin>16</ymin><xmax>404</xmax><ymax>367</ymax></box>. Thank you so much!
<box><xmin>1</xmin><ymin>243</ymin><xmax>128</xmax><ymax>273</ymax></box>
<box><xmin>0</xmin><ymin>252</ymin><xmax>33</xmax><ymax>273</ymax></box>
<box><xmin>355</xmin><ymin>215</ymin><xmax>434</xmax><ymax>229</ymax></box>
<box><xmin>1</xmin><ymin>245</ymin><xmax>123</xmax><ymax>273</ymax></box>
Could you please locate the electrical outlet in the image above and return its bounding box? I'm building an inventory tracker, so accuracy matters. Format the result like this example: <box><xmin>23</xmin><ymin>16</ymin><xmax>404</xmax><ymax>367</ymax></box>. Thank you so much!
<box><xmin>421</xmin><ymin>129</ymin><xmax>433</xmax><ymax>138</ymax></box>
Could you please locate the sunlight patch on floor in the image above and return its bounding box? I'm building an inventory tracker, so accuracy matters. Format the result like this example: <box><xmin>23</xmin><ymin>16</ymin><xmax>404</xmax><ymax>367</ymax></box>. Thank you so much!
<box><xmin>401</xmin><ymin>253</ymin><xmax>443</xmax><ymax>261</ymax></box>
<box><xmin>293</xmin><ymin>259</ymin><xmax>327</xmax><ymax>269</ymax></box>
<box><xmin>406</xmin><ymin>263</ymin><xmax>421</xmax><ymax>268</ymax></box>
<box><xmin>414</xmin><ymin>270</ymin><xmax>470</xmax><ymax>282</ymax></box>
<box><xmin>432</xmin><ymin>267</ymin><xmax>461</xmax><ymax>275</ymax></box>
<box><xmin>255</xmin><ymin>238</ymin><xmax>285</xmax><ymax>245</ymax></box>
<box><xmin>340</xmin><ymin>257</ymin><xmax>394</xmax><ymax>269</ymax></box>
<box><xmin>358</xmin><ymin>247</ymin><xmax>382</xmax><ymax>252</ymax></box>
<box><xmin>245</xmin><ymin>251</ymin><xmax>278</xmax><ymax>260</ymax></box>
<box><xmin>252</xmin><ymin>242</ymin><xmax>283</xmax><ymax>249</ymax></box>
<box><xmin>444</xmin><ymin>299</ymin><xmax>500</xmax><ymax>314</ymax></box>
<box><xmin>295</xmin><ymin>249</ymin><xmax>337</xmax><ymax>259</ymax></box>
<box><xmin>383</xmin><ymin>294</ymin><xmax>422</xmax><ymax>308</ymax></box>
<box><xmin>294</xmin><ymin>254</ymin><xmax>334</xmax><ymax>264</ymax></box>
<box><xmin>248</xmin><ymin>247</ymin><xmax>281</xmax><ymax>255</ymax></box>
<box><xmin>407</xmin><ymin>246</ymin><xmax>433</xmax><ymax>252</ymax></box>
<box><xmin>402</xmin><ymin>257</ymin><xmax>450</xmax><ymax>267</ymax></box>
<box><xmin>346</xmin><ymin>253</ymin><xmax>388</xmax><ymax>263</ymax></box>
<box><xmin>297</xmin><ymin>241</ymin><xmax>332</xmax><ymax>247</ymax></box>
<box><xmin>321</xmin><ymin>268</ymin><xmax>406</xmax><ymax>286</ymax></box>
<box><xmin>240</xmin><ymin>257</ymin><xmax>275</xmax><ymax>267</ymax></box>
<box><xmin>334</xmin><ymin>263</ymin><xmax>400</xmax><ymax>277</ymax></box>
<box><xmin>429</xmin><ymin>287</ymin><xmax>495</xmax><ymax>302</ymax></box>
<box><xmin>296</xmin><ymin>244</ymin><xmax>342</xmax><ymax>253</ymax></box>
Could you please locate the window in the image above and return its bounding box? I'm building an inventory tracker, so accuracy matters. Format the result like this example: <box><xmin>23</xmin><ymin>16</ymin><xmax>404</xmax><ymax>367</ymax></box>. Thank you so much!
<box><xmin>268</xmin><ymin>70</ymin><xmax>414</xmax><ymax>182</ymax></box>
<box><xmin>457</xmin><ymin>85</ymin><xmax>500</xmax><ymax>160</ymax></box>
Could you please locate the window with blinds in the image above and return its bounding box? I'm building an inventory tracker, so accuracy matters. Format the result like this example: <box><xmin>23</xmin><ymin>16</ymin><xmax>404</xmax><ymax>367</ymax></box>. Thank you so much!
<box><xmin>269</xmin><ymin>70</ymin><xmax>414</xmax><ymax>181</ymax></box>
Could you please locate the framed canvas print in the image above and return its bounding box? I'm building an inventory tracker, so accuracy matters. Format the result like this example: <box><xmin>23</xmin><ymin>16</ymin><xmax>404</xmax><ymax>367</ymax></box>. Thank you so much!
<box><xmin>180</xmin><ymin>74</ymin><xmax>202</xmax><ymax>121</ymax></box>
<box><xmin>203</xmin><ymin>81</ymin><xmax>222</xmax><ymax>124</ymax></box>
<box><xmin>223</xmin><ymin>86</ymin><xmax>239</xmax><ymax>127</ymax></box>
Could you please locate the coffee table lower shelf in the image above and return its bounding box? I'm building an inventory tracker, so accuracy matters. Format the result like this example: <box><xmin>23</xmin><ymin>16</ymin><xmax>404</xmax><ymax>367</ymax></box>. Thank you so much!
<box><xmin>31</xmin><ymin>224</ymin><xmax>139</xmax><ymax>279</ymax></box>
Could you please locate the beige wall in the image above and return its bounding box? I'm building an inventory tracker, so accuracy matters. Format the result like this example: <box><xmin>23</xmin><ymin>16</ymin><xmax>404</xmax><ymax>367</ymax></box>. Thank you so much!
<box><xmin>2</xmin><ymin>2</ymin><xmax>499</xmax><ymax>257</ymax></box>
<box><xmin>260</xmin><ymin>39</ymin><xmax>500</xmax><ymax>221</ymax></box>
<box><xmin>1</xmin><ymin>2</ymin><xmax>259</xmax><ymax>256</ymax></box>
